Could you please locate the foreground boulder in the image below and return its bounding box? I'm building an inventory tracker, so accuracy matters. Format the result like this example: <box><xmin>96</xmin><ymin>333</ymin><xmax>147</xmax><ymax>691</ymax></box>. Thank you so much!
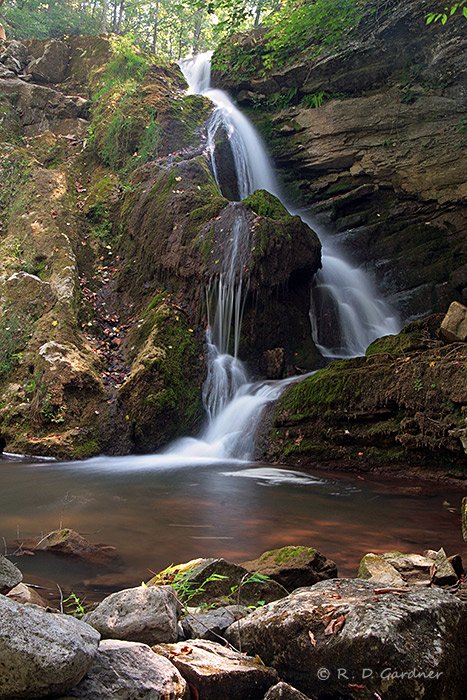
<box><xmin>154</xmin><ymin>639</ymin><xmax>278</xmax><ymax>700</ymax></box>
<box><xmin>0</xmin><ymin>595</ymin><xmax>100</xmax><ymax>699</ymax></box>
<box><xmin>225</xmin><ymin>579</ymin><xmax>467</xmax><ymax>699</ymax></box>
<box><xmin>0</xmin><ymin>555</ymin><xmax>22</xmax><ymax>594</ymax></box>
<box><xmin>83</xmin><ymin>586</ymin><xmax>181</xmax><ymax>645</ymax></box>
<box><xmin>242</xmin><ymin>546</ymin><xmax>337</xmax><ymax>591</ymax></box>
<box><xmin>63</xmin><ymin>639</ymin><xmax>187</xmax><ymax>699</ymax></box>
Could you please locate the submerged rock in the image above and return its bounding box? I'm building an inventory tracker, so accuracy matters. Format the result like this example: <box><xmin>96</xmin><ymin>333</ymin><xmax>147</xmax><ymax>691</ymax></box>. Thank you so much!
<box><xmin>154</xmin><ymin>639</ymin><xmax>278</xmax><ymax>700</ymax></box>
<box><xmin>25</xmin><ymin>528</ymin><xmax>118</xmax><ymax>566</ymax></box>
<box><xmin>225</xmin><ymin>578</ymin><xmax>467</xmax><ymax>699</ymax></box>
<box><xmin>62</xmin><ymin>639</ymin><xmax>187</xmax><ymax>699</ymax></box>
<box><xmin>0</xmin><ymin>595</ymin><xmax>100</xmax><ymax>699</ymax></box>
<box><xmin>242</xmin><ymin>546</ymin><xmax>337</xmax><ymax>592</ymax></box>
<box><xmin>83</xmin><ymin>586</ymin><xmax>181</xmax><ymax>645</ymax></box>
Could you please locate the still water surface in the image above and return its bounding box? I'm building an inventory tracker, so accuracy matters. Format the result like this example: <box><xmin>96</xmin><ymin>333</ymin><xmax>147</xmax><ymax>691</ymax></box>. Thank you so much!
<box><xmin>0</xmin><ymin>456</ymin><xmax>464</xmax><ymax>601</ymax></box>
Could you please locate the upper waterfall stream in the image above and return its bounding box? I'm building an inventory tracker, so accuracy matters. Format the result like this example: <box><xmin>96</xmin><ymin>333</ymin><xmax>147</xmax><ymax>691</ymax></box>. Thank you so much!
<box><xmin>165</xmin><ymin>51</ymin><xmax>400</xmax><ymax>462</ymax></box>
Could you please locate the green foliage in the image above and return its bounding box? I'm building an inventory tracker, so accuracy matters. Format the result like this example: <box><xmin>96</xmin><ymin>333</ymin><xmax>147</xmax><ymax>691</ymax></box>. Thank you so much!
<box><xmin>3</xmin><ymin>0</ymin><xmax>99</xmax><ymax>39</ymax></box>
<box><xmin>0</xmin><ymin>147</ymin><xmax>32</xmax><ymax>233</ymax></box>
<box><xmin>63</xmin><ymin>592</ymin><xmax>87</xmax><ymax>618</ymax></box>
<box><xmin>426</xmin><ymin>1</ymin><xmax>467</xmax><ymax>24</ymax></box>
<box><xmin>302</xmin><ymin>91</ymin><xmax>329</xmax><ymax>109</ymax></box>
<box><xmin>0</xmin><ymin>312</ymin><xmax>28</xmax><ymax>379</ymax></box>
<box><xmin>262</xmin><ymin>0</ymin><xmax>363</xmax><ymax>69</ymax></box>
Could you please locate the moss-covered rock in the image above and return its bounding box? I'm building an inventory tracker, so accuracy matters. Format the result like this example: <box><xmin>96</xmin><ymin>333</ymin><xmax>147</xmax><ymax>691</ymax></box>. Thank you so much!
<box><xmin>241</xmin><ymin>546</ymin><xmax>337</xmax><ymax>592</ymax></box>
<box><xmin>260</xmin><ymin>317</ymin><xmax>467</xmax><ymax>476</ymax></box>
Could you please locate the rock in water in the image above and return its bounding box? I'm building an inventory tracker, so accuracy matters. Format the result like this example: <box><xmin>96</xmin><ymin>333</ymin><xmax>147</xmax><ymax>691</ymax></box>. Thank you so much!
<box><xmin>0</xmin><ymin>596</ymin><xmax>100</xmax><ymax>699</ymax></box>
<box><xmin>242</xmin><ymin>546</ymin><xmax>337</xmax><ymax>591</ymax></box>
<box><xmin>63</xmin><ymin>639</ymin><xmax>187</xmax><ymax>699</ymax></box>
<box><xmin>0</xmin><ymin>555</ymin><xmax>22</xmax><ymax>594</ymax></box>
<box><xmin>154</xmin><ymin>639</ymin><xmax>278</xmax><ymax>700</ymax></box>
<box><xmin>225</xmin><ymin>578</ymin><xmax>467</xmax><ymax>699</ymax></box>
<box><xmin>83</xmin><ymin>586</ymin><xmax>181</xmax><ymax>645</ymax></box>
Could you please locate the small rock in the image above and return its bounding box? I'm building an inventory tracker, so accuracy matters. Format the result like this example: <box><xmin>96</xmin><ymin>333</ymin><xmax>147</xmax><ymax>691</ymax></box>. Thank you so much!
<box><xmin>432</xmin><ymin>548</ymin><xmax>459</xmax><ymax>586</ymax></box>
<box><xmin>83</xmin><ymin>586</ymin><xmax>181</xmax><ymax>645</ymax></box>
<box><xmin>62</xmin><ymin>639</ymin><xmax>187</xmax><ymax>699</ymax></box>
<box><xmin>7</xmin><ymin>582</ymin><xmax>49</xmax><ymax>608</ymax></box>
<box><xmin>357</xmin><ymin>552</ymin><xmax>406</xmax><ymax>586</ymax></box>
<box><xmin>181</xmin><ymin>604</ymin><xmax>249</xmax><ymax>641</ymax></box>
<box><xmin>440</xmin><ymin>301</ymin><xmax>467</xmax><ymax>343</ymax></box>
<box><xmin>0</xmin><ymin>595</ymin><xmax>100</xmax><ymax>699</ymax></box>
<box><xmin>0</xmin><ymin>40</ymin><xmax>29</xmax><ymax>71</ymax></box>
<box><xmin>264</xmin><ymin>681</ymin><xmax>315</xmax><ymax>699</ymax></box>
<box><xmin>0</xmin><ymin>554</ymin><xmax>23</xmax><ymax>594</ymax></box>
<box><xmin>154</xmin><ymin>639</ymin><xmax>278</xmax><ymax>700</ymax></box>
<box><xmin>242</xmin><ymin>546</ymin><xmax>337</xmax><ymax>591</ymax></box>
<box><xmin>27</xmin><ymin>527</ymin><xmax>117</xmax><ymax>566</ymax></box>
<box><xmin>0</xmin><ymin>63</ymin><xmax>15</xmax><ymax>78</ymax></box>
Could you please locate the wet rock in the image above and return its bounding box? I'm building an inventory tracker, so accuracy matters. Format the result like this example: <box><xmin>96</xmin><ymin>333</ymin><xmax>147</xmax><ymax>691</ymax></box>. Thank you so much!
<box><xmin>7</xmin><ymin>582</ymin><xmax>49</xmax><ymax>608</ymax></box>
<box><xmin>154</xmin><ymin>639</ymin><xmax>278</xmax><ymax>700</ymax></box>
<box><xmin>149</xmin><ymin>558</ymin><xmax>288</xmax><ymax>607</ymax></box>
<box><xmin>62</xmin><ymin>639</ymin><xmax>187</xmax><ymax>699</ymax></box>
<box><xmin>225</xmin><ymin>578</ymin><xmax>467</xmax><ymax>699</ymax></box>
<box><xmin>28</xmin><ymin>528</ymin><xmax>117</xmax><ymax>566</ymax></box>
<box><xmin>181</xmin><ymin>605</ymin><xmax>249</xmax><ymax>641</ymax></box>
<box><xmin>357</xmin><ymin>553</ymin><xmax>407</xmax><ymax>587</ymax></box>
<box><xmin>242</xmin><ymin>546</ymin><xmax>337</xmax><ymax>591</ymax></box>
<box><xmin>264</xmin><ymin>682</ymin><xmax>314</xmax><ymax>700</ymax></box>
<box><xmin>0</xmin><ymin>555</ymin><xmax>22</xmax><ymax>594</ymax></box>
<box><xmin>440</xmin><ymin>301</ymin><xmax>467</xmax><ymax>343</ymax></box>
<box><xmin>28</xmin><ymin>39</ymin><xmax>69</xmax><ymax>84</ymax></box>
<box><xmin>0</xmin><ymin>595</ymin><xmax>100</xmax><ymax>699</ymax></box>
<box><xmin>261</xmin><ymin>347</ymin><xmax>285</xmax><ymax>379</ymax></box>
<box><xmin>83</xmin><ymin>586</ymin><xmax>181</xmax><ymax>645</ymax></box>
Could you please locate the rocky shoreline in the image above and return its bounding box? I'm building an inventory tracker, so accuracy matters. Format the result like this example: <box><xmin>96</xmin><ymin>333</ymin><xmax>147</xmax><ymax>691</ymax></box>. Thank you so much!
<box><xmin>1</xmin><ymin>538</ymin><xmax>466</xmax><ymax>699</ymax></box>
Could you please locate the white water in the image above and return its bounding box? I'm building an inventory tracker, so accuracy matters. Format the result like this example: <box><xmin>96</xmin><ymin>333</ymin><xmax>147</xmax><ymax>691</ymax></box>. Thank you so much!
<box><xmin>165</xmin><ymin>51</ymin><xmax>400</xmax><ymax>462</ymax></box>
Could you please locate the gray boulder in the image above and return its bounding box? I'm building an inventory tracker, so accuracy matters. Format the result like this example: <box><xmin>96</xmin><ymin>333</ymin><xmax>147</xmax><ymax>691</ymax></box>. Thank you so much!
<box><xmin>225</xmin><ymin>578</ymin><xmax>467</xmax><ymax>699</ymax></box>
<box><xmin>154</xmin><ymin>639</ymin><xmax>278</xmax><ymax>700</ymax></box>
<box><xmin>181</xmin><ymin>604</ymin><xmax>248</xmax><ymax>641</ymax></box>
<box><xmin>62</xmin><ymin>639</ymin><xmax>187</xmax><ymax>699</ymax></box>
<box><xmin>0</xmin><ymin>595</ymin><xmax>100</xmax><ymax>699</ymax></box>
<box><xmin>28</xmin><ymin>39</ymin><xmax>69</xmax><ymax>84</ymax></box>
<box><xmin>83</xmin><ymin>586</ymin><xmax>181</xmax><ymax>645</ymax></box>
<box><xmin>264</xmin><ymin>682</ymin><xmax>314</xmax><ymax>699</ymax></box>
<box><xmin>0</xmin><ymin>555</ymin><xmax>22</xmax><ymax>594</ymax></box>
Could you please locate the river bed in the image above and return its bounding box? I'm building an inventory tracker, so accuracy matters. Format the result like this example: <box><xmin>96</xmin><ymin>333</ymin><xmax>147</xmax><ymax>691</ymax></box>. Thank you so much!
<box><xmin>1</xmin><ymin>455</ymin><xmax>465</xmax><ymax>602</ymax></box>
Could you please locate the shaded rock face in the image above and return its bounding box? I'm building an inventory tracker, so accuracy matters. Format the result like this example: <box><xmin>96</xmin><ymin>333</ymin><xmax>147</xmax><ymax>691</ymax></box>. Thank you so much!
<box><xmin>0</xmin><ymin>555</ymin><xmax>22</xmax><ymax>594</ymax></box>
<box><xmin>264</xmin><ymin>682</ymin><xmax>314</xmax><ymax>700</ymax></box>
<box><xmin>65</xmin><ymin>639</ymin><xmax>187</xmax><ymax>699</ymax></box>
<box><xmin>120</xmin><ymin>157</ymin><xmax>322</xmax><ymax>370</ymax></box>
<box><xmin>260</xmin><ymin>316</ymin><xmax>467</xmax><ymax>472</ymax></box>
<box><xmin>0</xmin><ymin>595</ymin><xmax>100</xmax><ymax>699</ymax></box>
<box><xmin>213</xmin><ymin>0</ymin><xmax>466</xmax><ymax>322</ymax></box>
<box><xmin>181</xmin><ymin>605</ymin><xmax>248</xmax><ymax>642</ymax></box>
<box><xmin>241</xmin><ymin>546</ymin><xmax>337</xmax><ymax>592</ymax></box>
<box><xmin>28</xmin><ymin>39</ymin><xmax>70</xmax><ymax>84</ymax></box>
<box><xmin>154</xmin><ymin>639</ymin><xmax>278</xmax><ymax>700</ymax></box>
<box><xmin>225</xmin><ymin>578</ymin><xmax>467</xmax><ymax>700</ymax></box>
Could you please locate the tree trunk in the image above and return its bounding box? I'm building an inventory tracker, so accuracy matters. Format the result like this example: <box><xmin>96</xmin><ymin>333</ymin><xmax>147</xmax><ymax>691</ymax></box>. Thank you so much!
<box><xmin>116</xmin><ymin>0</ymin><xmax>125</xmax><ymax>33</ymax></box>
<box><xmin>152</xmin><ymin>0</ymin><xmax>160</xmax><ymax>54</ymax></box>
<box><xmin>100</xmin><ymin>0</ymin><xmax>109</xmax><ymax>32</ymax></box>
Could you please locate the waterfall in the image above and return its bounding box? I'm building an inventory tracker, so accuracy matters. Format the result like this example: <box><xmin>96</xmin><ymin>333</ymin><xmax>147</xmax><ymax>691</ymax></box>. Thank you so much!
<box><xmin>168</xmin><ymin>52</ymin><xmax>400</xmax><ymax>461</ymax></box>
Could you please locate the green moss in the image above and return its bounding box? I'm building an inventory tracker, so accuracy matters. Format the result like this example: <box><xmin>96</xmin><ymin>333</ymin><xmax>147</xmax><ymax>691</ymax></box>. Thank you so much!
<box><xmin>244</xmin><ymin>190</ymin><xmax>289</xmax><ymax>219</ymax></box>
<box><xmin>258</xmin><ymin>546</ymin><xmax>318</xmax><ymax>565</ymax></box>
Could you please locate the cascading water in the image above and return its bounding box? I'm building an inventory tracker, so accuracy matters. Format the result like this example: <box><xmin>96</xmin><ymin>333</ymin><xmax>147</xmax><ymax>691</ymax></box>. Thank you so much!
<box><xmin>168</xmin><ymin>51</ymin><xmax>400</xmax><ymax>461</ymax></box>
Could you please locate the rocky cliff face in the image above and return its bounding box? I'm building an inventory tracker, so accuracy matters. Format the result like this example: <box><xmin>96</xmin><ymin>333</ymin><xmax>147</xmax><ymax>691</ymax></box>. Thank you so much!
<box><xmin>213</xmin><ymin>0</ymin><xmax>466</xmax><ymax>323</ymax></box>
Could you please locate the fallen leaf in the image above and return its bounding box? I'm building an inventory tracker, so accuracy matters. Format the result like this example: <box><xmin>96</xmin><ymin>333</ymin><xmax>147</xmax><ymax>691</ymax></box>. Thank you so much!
<box><xmin>324</xmin><ymin>614</ymin><xmax>346</xmax><ymax>636</ymax></box>
<box><xmin>308</xmin><ymin>630</ymin><xmax>317</xmax><ymax>647</ymax></box>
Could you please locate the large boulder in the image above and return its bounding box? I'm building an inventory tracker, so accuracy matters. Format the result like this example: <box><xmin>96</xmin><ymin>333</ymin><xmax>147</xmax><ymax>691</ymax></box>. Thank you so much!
<box><xmin>154</xmin><ymin>639</ymin><xmax>278</xmax><ymax>700</ymax></box>
<box><xmin>63</xmin><ymin>639</ymin><xmax>187</xmax><ymax>699</ymax></box>
<box><xmin>242</xmin><ymin>546</ymin><xmax>337</xmax><ymax>592</ymax></box>
<box><xmin>28</xmin><ymin>39</ymin><xmax>69</xmax><ymax>84</ymax></box>
<box><xmin>0</xmin><ymin>595</ymin><xmax>100</xmax><ymax>699</ymax></box>
<box><xmin>148</xmin><ymin>558</ymin><xmax>288</xmax><ymax>608</ymax></box>
<box><xmin>0</xmin><ymin>555</ymin><xmax>22</xmax><ymax>594</ymax></box>
<box><xmin>83</xmin><ymin>586</ymin><xmax>181</xmax><ymax>645</ymax></box>
<box><xmin>225</xmin><ymin>578</ymin><xmax>467</xmax><ymax>699</ymax></box>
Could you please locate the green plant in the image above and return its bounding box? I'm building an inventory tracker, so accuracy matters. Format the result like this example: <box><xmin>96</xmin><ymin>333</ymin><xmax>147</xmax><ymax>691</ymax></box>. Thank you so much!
<box><xmin>63</xmin><ymin>592</ymin><xmax>86</xmax><ymax>619</ymax></box>
<box><xmin>302</xmin><ymin>91</ymin><xmax>329</xmax><ymax>109</ymax></box>
<box><xmin>414</xmin><ymin>377</ymin><xmax>423</xmax><ymax>392</ymax></box>
<box><xmin>426</xmin><ymin>1</ymin><xmax>467</xmax><ymax>24</ymax></box>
